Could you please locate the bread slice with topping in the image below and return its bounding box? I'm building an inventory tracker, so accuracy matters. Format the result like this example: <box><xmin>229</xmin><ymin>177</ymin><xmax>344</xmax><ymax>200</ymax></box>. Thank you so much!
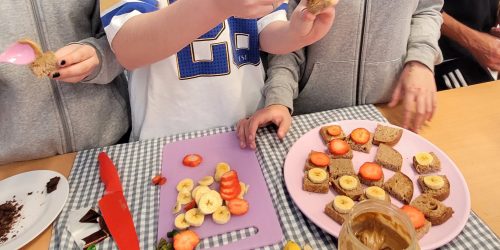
<box><xmin>329</xmin><ymin>159</ymin><xmax>355</xmax><ymax>179</ymax></box>
<box><xmin>411</xmin><ymin>194</ymin><xmax>454</xmax><ymax>225</ymax></box>
<box><xmin>417</xmin><ymin>175</ymin><xmax>450</xmax><ymax>201</ymax></box>
<box><xmin>324</xmin><ymin>199</ymin><xmax>350</xmax><ymax>225</ymax></box>
<box><xmin>373</xmin><ymin>124</ymin><xmax>403</xmax><ymax>146</ymax></box>
<box><xmin>303</xmin><ymin>168</ymin><xmax>329</xmax><ymax>193</ymax></box>
<box><xmin>347</xmin><ymin>133</ymin><xmax>373</xmax><ymax>153</ymax></box>
<box><xmin>304</xmin><ymin>150</ymin><xmax>330</xmax><ymax>171</ymax></box>
<box><xmin>382</xmin><ymin>172</ymin><xmax>414</xmax><ymax>204</ymax></box>
<box><xmin>319</xmin><ymin>125</ymin><xmax>346</xmax><ymax>144</ymax></box>
<box><xmin>331</xmin><ymin>175</ymin><xmax>363</xmax><ymax>201</ymax></box>
<box><xmin>375</xmin><ymin>143</ymin><xmax>403</xmax><ymax>171</ymax></box>
<box><xmin>413</xmin><ymin>152</ymin><xmax>441</xmax><ymax>174</ymax></box>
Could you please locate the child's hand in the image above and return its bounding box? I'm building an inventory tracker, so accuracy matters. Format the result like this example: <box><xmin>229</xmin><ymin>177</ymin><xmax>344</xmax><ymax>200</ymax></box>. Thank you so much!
<box><xmin>217</xmin><ymin>0</ymin><xmax>285</xmax><ymax>19</ymax></box>
<box><xmin>289</xmin><ymin>0</ymin><xmax>337</xmax><ymax>45</ymax></box>
<box><xmin>236</xmin><ymin>105</ymin><xmax>292</xmax><ymax>149</ymax></box>
<box><xmin>50</xmin><ymin>44</ymin><xmax>99</xmax><ymax>83</ymax></box>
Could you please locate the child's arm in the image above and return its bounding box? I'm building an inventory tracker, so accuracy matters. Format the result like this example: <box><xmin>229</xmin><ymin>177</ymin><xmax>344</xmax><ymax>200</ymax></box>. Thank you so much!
<box><xmin>101</xmin><ymin>0</ymin><xmax>277</xmax><ymax>70</ymax></box>
<box><xmin>259</xmin><ymin>0</ymin><xmax>336</xmax><ymax>54</ymax></box>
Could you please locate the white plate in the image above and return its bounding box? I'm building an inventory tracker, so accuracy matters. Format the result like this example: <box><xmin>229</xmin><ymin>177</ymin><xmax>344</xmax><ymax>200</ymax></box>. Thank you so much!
<box><xmin>0</xmin><ymin>170</ymin><xmax>69</xmax><ymax>250</ymax></box>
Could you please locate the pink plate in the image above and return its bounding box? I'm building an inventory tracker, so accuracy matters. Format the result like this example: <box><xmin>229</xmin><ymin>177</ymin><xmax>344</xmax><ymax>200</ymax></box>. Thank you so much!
<box><xmin>283</xmin><ymin>120</ymin><xmax>470</xmax><ymax>250</ymax></box>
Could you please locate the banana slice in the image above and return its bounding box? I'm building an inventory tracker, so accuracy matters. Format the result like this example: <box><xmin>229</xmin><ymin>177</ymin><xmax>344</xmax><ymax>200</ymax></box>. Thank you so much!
<box><xmin>212</xmin><ymin>205</ymin><xmax>231</xmax><ymax>224</ymax></box>
<box><xmin>194</xmin><ymin>186</ymin><xmax>212</xmax><ymax>204</ymax></box>
<box><xmin>198</xmin><ymin>190</ymin><xmax>223</xmax><ymax>215</ymax></box>
<box><xmin>415</xmin><ymin>152</ymin><xmax>433</xmax><ymax>166</ymax></box>
<box><xmin>192</xmin><ymin>185</ymin><xmax>210</xmax><ymax>199</ymax></box>
<box><xmin>184</xmin><ymin>208</ymin><xmax>205</xmax><ymax>227</ymax></box>
<box><xmin>237</xmin><ymin>182</ymin><xmax>249</xmax><ymax>199</ymax></box>
<box><xmin>423</xmin><ymin>175</ymin><xmax>445</xmax><ymax>190</ymax></box>
<box><xmin>172</xmin><ymin>202</ymin><xmax>181</xmax><ymax>214</ymax></box>
<box><xmin>174</xmin><ymin>213</ymin><xmax>190</xmax><ymax>229</ymax></box>
<box><xmin>177</xmin><ymin>190</ymin><xmax>193</xmax><ymax>205</ymax></box>
<box><xmin>198</xmin><ymin>176</ymin><xmax>214</xmax><ymax>186</ymax></box>
<box><xmin>365</xmin><ymin>186</ymin><xmax>386</xmax><ymax>201</ymax></box>
<box><xmin>214</xmin><ymin>162</ymin><xmax>231</xmax><ymax>182</ymax></box>
<box><xmin>333</xmin><ymin>195</ymin><xmax>355</xmax><ymax>213</ymax></box>
<box><xmin>307</xmin><ymin>168</ymin><xmax>328</xmax><ymax>184</ymax></box>
<box><xmin>176</xmin><ymin>178</ymin><xmax>194</xmax><ymax>192</ymax></box>
<box><xmin>339</xmin><ymin>175</ymin><xmax>358</xmax><ymax>190</ymax></box>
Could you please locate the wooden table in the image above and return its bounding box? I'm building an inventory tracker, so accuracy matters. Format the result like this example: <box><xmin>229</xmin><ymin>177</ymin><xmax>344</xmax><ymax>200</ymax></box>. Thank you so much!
<box><xmin>1</xmin><ymin>81</ymin><xmax>499</xmax><ymax>249</ymax></box>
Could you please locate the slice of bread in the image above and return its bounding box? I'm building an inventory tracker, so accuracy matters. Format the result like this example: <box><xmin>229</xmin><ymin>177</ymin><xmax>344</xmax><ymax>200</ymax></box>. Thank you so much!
<box><xmin>331</xmin><ymin>175</ymin><xmax>363</xmax><ymax>201</ymax></box>
<box><xmin>417</xmin><ymin>175</ymin><xmax>450</xmax><ymax>201</ymax></box>
<box><xmin>382</xmin><ymin>172</ymin><xmax>414</xmax><ymax>204</ymax></box>
<box><xmin>304</xmin><ymin>150</ymin><xmax>330</xmax><ymax>171</ymax></box>
<box><xmin>374</xmin><ymin>143</ymin><xmax>403</xmax><ymax>171</ymax></box>
<box><xmin>303</xmin><ymin>174</ymin><xmax>329</xmax><ymax>193</ymax></box>
<box><xmin>416</xmin><ymin>219</ymin><xmax>432</xmax><ymax>240</ymax></box>
<box><xmin>413</xmin><ymin>152</ymin><xmax>441</xmax><ymax>174</ymax></box>
<box><xmin>373</xmin><ymin>124</ymin><xmax>403</xmax><ymax>146</ymax></box>
<box><xmin>320</xmin><ymin>125</ymin><xmax>346</xmax><ymax>144</ymax></box>
<box><xmin>411</xmin><ymin>194</ymin><xmax>454</xmax><ymax>225</ymax></box>
<box><xmin>329</xmin><ymin>159</ymin><xmax>355</xmax><ymax>179</ymax></box>
<box><xmin>358</xmin><ymin>169</ymin><xmax>384</xmax><ymax>187</ymax></box>
<box><xmin>330</xmin><ymin>148</ymin><xmax>353</xmax><ymax>160</ymax></box>
<box><xmin>324</xmin><ymin>200</ymin><xmax>348</xmax><ymax>225</ymax></box>
<box><xmin>347</xmin><ymin>133</ymin><xmax>373</xmax><ymax>153</ymax></box>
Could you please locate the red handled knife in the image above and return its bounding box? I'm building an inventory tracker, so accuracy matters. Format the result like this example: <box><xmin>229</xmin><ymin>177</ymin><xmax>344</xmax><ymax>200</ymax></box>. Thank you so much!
<box><xmin>98</xmin><ymin>152</ymin><xmax>140</xmax><ymax>249</ymax></box>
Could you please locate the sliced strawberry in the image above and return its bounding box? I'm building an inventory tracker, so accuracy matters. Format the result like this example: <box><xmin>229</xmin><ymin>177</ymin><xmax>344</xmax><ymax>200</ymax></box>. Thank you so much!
<box><xmin>182</xmin><ymin>154</ymin><xmax>203</xmax><ymax>167</ymax></box>
<box><xmin>401</xmin><ymin>205</ymin><xmax>426</xmax><ymax>229</ymax></box>
<box><xmin>359</xmin><ymin>162</ymin><xmax>383</xmax><ymax>181</ymax></box>
<box><xmin>309</xmin><ymin>151</ymin><xmax>330</xmax><ymax>167</ymax></box>
<box><xmin>183</xmin><ymin>200</ymin><xmax>197</xmax><ymax>212</ymax></box>
<box><xmin>220</xmin><ymin>170</ymin><xmax>239</xmax><ymax>183</ymax></box>
<box><xmin>328</xmin><ymin>139</ymin><xmax>350</xmax><ymax>155</ymax></box>
<box><xmin>326</xmin><ymin>125</ymin><xmax>342</xmax><ymax>136</ymax></box>
<box><xmin>220</xmin><ymin>182</ymin><xmax>241</xmax><ymax>201</ymax></box>
<box><xmin>227</xmin><ymin>198</ymin><xmax>249</xmax><ymax>216</ymax></box>
<box><xmin>173</xmin><ymin>230</ymin><xmax>200</xmax><ymax>250</ymax></box>
<box><xmin>350</xmin><ymin>128</ymin><xmax>370</xmax><ymax>144</ymax></box>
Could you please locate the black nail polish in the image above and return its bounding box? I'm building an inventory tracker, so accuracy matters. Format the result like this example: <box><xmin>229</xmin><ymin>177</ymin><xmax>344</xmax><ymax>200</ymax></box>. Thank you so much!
<box><xmin>60</xmin><ymin>60</ymin><xmax>66</xmax><ymax>66</ymax></box>
<box><xmin>52</xmin><ymin>72</ymin><xmax>60</xmax><ymax>78</ymax></box>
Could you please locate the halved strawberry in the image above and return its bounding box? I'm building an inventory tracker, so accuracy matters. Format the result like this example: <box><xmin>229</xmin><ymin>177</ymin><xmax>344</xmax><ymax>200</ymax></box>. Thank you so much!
<box><xmin>227</xmin><ymin>198</ymin><xmax>249</xmax><ymax>216</ymax></box>
<box><xmin>309</xmin><ymin>151</ymin><xmax>330</xmax><ymax>167</ymax></box>
<box><xmin>350</xmin><ymin>128</ymin><xmax>370</xmax><ymax>144</ymax></box>
<box><xmin>182</xmin><ymin>154</ymin><xmax>203</xmax><ymax>167</ymax></box>
<box><xmin>328</xmin><ymin>139</ymin><xmax>350</xmax><ymax>155</ymax></box>
<box><xmin>173</xmin><ymin>230</ymin><xmax>200</xmax><ymax>250</ymax></box>
<box><xmin>359</xmin><ymin>162</ymin><xmax>383</xmax><ymax>181</ymax></box>
<box><xmin>401</xmin><ymin>205</ymin><xmax>426</xmax><ymax>229</ymax></box>
<box><xmin>326</xmin><ymin>125</ymin><xmax>342</xmax><ymax>136</ymax></box>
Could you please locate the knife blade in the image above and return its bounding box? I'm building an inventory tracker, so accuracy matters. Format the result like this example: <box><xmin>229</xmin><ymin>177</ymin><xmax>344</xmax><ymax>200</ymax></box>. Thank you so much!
<box><xmin>98</xmin><ymin>152</ymin><xmax>140</xmax><ymax>249</ymax></box>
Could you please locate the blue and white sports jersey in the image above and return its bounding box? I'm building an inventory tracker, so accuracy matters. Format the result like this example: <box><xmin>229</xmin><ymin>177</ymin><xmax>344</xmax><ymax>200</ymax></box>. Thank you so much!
<box><xmin>101</xmin><ymin>0</ymin><xmax>288</xmax><ymax>140</ymax></box>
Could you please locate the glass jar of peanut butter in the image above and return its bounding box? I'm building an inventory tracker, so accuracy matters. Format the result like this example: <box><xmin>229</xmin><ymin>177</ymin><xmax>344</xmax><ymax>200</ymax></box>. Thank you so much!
<box><xmin>338</xmin><ymin>200</ymin><xmax>419</xmax><ymax>250</ymax></box>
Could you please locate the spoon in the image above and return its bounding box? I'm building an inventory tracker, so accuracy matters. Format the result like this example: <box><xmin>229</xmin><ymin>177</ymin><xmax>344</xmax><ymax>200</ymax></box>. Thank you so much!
<box><xmin>0</xmin><ymin>42</ymin><xmax>36</xmax><ymax>65</ymax></box>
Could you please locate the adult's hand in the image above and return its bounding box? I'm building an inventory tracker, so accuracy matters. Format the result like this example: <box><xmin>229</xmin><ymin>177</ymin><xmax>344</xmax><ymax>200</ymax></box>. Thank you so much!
<box><xmin>469</xmin><ymin>31</ymin><xmax>500</xmax><ymax>71</ymax></box>
<box><xmin>388</xmin><ymin>61</ymin><xmax>437</xmax><ymax>133</ymax></box>
<box><xmin>236</xmin><ymin>104</ymin><xmax>292</xmax><ymax>149</ymax></box>
<box><xmin>51</xmin><ymin>44</ymin><xmax>99</xmax><ymax>83</ymax></box>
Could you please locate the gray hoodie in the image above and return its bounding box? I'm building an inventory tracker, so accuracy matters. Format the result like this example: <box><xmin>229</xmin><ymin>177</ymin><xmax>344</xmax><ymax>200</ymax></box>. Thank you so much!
<box><xmin>264</xmin><ymin>0</ymin><xmax>443</xmax><ymax>114</ymax></box>
<box><xmin>0</xmin><ymin>0</ymin><xmax>129</xmax><ymax>164</ymax></box>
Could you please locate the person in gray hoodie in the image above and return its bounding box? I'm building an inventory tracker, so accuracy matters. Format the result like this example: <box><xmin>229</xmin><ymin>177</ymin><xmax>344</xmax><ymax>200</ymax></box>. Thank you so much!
<box><xmin>0</xmin><ymin>1</ymin><xmax>130</xmax><ymax>164</ymax></box>
<box><xmin>237</xmin><ymin>0</ymin><xmax>444</xmax><ymax>149</ymax></box>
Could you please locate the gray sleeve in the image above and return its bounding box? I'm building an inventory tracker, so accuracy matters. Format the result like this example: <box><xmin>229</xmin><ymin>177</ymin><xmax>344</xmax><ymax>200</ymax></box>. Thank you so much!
<box><xmin>404</xmin><ymin>0</ymin><xmax>444</xmax><ymax>72</ymax></box>
<box><xmin>263</xmin><ymin>0</ymin><xmax>304</xmax><ymax>114</ymax></box>
<box><xmin>79</xmin><ymin>0</ymin><xmax>124</xmax><ymax>84</ymax></box>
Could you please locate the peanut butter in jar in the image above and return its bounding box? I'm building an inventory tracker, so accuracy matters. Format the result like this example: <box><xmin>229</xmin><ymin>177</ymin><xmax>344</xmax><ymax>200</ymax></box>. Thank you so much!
<box><xmin>338</xmin><ymin>200</ymin><xmax>420</xmax><ymax>250</ymax></box>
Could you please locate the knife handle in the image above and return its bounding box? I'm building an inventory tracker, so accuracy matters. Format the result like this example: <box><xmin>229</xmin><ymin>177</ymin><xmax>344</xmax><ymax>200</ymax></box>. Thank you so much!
<box><xmin>98</xmin><ymin>152</ymin><xmax>123</xmax><ymax>193</ymax></box>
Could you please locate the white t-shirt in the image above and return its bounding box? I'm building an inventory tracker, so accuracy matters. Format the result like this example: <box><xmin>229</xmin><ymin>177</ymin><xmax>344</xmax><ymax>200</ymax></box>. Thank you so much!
<box><xmin>101</xmin><ymin>0</ymin><xmax>288</xmax><ymax>140</ymax></box>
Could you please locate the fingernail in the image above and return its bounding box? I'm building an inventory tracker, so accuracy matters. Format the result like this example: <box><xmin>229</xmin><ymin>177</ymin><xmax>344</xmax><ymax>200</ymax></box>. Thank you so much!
<box><xmin>60</xmin><ymin>60</ymin><xmax>66</xmax><ymax>66</ymax></box>
<box><xmin>52</xmin><ymin>72</ymin><xmax>60</xmax><ymax>78</ymax></box>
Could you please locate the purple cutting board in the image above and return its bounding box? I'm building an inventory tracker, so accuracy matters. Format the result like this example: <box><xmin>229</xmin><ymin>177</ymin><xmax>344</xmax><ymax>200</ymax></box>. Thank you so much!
<box><xmin>157</xmin><ymin>131</ymin><xmax>283</xmax><ymax>250</ymax></box>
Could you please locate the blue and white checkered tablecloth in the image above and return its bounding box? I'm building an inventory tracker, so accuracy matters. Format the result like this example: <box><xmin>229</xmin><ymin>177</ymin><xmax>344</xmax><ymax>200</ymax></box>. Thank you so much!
<box><xmin>50</xmin><ymin>105</ymin><xmax>500</xmax><ymax>249</ymax></box>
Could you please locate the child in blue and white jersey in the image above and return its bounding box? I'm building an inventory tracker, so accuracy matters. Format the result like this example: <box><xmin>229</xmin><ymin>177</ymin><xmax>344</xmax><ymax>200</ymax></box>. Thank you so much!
<box><xmin>100</xmin><ymin>0</ymin><xmax>337</xmax><ymax>140</ymax></box>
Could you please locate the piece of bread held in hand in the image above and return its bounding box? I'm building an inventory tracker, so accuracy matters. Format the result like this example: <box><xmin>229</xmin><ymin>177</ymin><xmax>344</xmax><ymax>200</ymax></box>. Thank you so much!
<box><xmin>306</xmin><ymin>0</ymin><xmax>339</xmax><ymax>14</ymax></box>
<box><xmin>17</xmin><ymin>38</ymin><xmax>57</xmax><ymax>78</ymax></box>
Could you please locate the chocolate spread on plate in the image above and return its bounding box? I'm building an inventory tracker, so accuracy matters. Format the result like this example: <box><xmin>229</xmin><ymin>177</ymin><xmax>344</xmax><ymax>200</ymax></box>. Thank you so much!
<box><xmin>0</xmin><ymin>200</ymin><xmax>23</xmax><ymax>243</ymax></box>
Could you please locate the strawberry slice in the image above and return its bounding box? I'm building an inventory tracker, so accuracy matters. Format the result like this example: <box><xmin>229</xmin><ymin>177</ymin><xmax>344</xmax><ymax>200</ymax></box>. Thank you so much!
<box><xmin>182</xmin><ymin>154</ymin><xmax>203</xmax><ymax>167</ymax></box>
<box><xmin>183</xmin><ymin>200</ymin><xmax>197</xmax><ymax>212</ymax></box>
<box><xmin>359</xmin><ymin>162</ymin><xmax>383</xmax><ymax>181</ymax></box>
<box><xmin>309</xmin><ymin>151</ymin><xmax>330</xmax><ymax>167</ymax></box>
<box><xmin>350</xmin><ymin>128</ymin><xmax>370</xmax><ymax>144</ymax></box>
<box><xmin>401</xmin><ymin>205</ymin><xmax>426</xmax><ymax>229</ymax></box>
<box><xmin>173</xmin><ymin>230</ymin><xmax>200</xmax><ymax>250</ymax></box>
<box><xmin>227</xmin><ymin>198</ymin><xmax>249</xmax><ymax>216</ymax></box>
<box><xmin>328</xmin><ymin>139</ymin><xmax>350</xmax><ymax>155</ymax></box>
<box><xmin>220</xmin><ymin>170</ymin><xmax>239</xmax><ymax>183</ymax></box>
<box><xmin>326</xmin><ymin>125</ymin><xmax>342</xmax><ymax>136</ymax></box>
